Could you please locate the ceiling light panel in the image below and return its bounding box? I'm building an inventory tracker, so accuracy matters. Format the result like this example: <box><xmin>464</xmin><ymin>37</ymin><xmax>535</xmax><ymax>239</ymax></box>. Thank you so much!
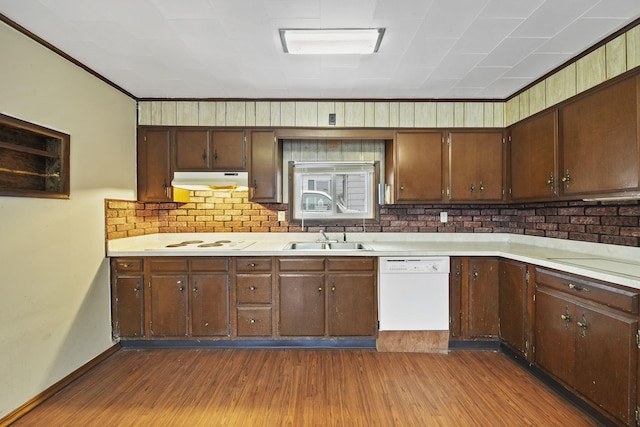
<box><xmin>280</xmin><ymin>28</ymin><xmax>385</xmax><ymax>54</ymax></box>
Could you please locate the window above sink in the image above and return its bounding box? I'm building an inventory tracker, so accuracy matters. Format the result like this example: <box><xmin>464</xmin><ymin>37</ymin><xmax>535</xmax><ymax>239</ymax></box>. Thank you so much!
<box><xmin>288</xmin><ymin>161</ymin><xmax>380</xmax><ymax>225</ymax></box>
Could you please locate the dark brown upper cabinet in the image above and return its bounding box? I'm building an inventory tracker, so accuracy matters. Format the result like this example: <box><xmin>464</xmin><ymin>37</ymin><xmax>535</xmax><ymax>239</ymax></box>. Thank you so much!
<box><xmin>393</xmin><ymin>131</ymin><xmax>445</xmax><ymax>203</ymax></box>
<box><xmin>559</xmin><ymin>74</ymin><xmax>640</xmax><ymax>198</ymax></box>
<box><xmin>449</xmin><ymin>131</ymin><xmax>505</xmax><ymax>202</ymax></box>
<box><xmin>509</xmin><ymin>110</ymin><xmax>559</xmax><ymax>201</ymax></box>
<box><xmin>248</xmin><ymin>130</ymin><xmax>282</xmax><ymax>203</ymax></box>
<box><xmin>0</xmin><ymin>113</ymin><xmax>70</xmax><ymax>199</ymax></box>
<box><xmin>137</xmin><ymin>128</ymin><xmax>173</xmax><ymax>202</ymax></box>
<box><xmin>174</xmin><ymin>129</ymin><xmax>246</xmax><ymax>172</ymax></box>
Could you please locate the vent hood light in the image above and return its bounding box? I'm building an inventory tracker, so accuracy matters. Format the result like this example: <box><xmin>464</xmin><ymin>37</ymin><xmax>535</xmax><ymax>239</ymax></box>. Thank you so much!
<box><xmin>171</xmin><ymin>172</ymin><xmax>249</xmax><ymax>191</ymax></box>
<box><xmin>280</xmin><ymin>28</ymin><xmax>385</xmax><ymax>54</ymax></box>
<box><xmin>582</xmin><ymin>195</ymin><xmax>640</xmax><ymax>201</ymax></box>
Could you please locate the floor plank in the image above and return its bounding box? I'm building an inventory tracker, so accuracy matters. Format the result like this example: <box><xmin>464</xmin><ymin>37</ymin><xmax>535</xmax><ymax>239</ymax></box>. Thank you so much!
<box><xmin>12</xmin><ymin>349</ymin><xmax>599</xmax><ymax>426</ymax></box>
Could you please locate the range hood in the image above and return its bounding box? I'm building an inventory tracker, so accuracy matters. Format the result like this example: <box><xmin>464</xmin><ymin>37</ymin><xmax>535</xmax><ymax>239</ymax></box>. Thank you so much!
<box><xmin>171</xmin><ymin>171</ymin><xmax>249</xmax><ymax>190</ymax></box>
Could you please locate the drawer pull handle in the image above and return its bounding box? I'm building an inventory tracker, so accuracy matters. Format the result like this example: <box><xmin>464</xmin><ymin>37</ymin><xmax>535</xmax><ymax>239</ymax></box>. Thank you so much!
<box><xmin>248</xmin><ymin>263</ymin><xmax>257</xmax><ymax>267</ymax></box>
<box><xmin>249</xmin><ymin>286</ymin><xmax>257</xmax><ymax>291</ymax></box>
<box><xmin>247</xmin><ymin>318</ymin><xmax>260</xmax><ymax>324</ymax></box>
<box><xmin>120</xmin><ymin>263</ymin><xmax>132</xmax><ymax>268</ymax></box>
<box><xmin>566</xmin><ymin>283</ymin><xmax>587</xmax><ymax>291</ymax></box>
<box><xmin>577</xmin><ymin>314</ymin><xmax>588</xmax><ymax>337</ymax></box>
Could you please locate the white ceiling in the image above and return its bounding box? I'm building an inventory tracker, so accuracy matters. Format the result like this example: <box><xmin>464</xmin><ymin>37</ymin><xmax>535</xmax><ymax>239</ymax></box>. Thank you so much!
<box><xmin>2</xmin><ymin>0</ymin><xmax>640</xmax><ymax>100</ymax></box>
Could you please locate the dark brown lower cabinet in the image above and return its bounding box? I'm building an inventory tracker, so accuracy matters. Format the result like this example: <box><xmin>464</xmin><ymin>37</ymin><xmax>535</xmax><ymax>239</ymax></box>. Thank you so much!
<box><xmin>535</xmin><ymin>268</ymin><xmax>639</xmax><ymax>426</ymax></box>
<box><xmin>328</xmin><ymin>272</ymin><xmax>376</xmax><ymax>336</ymax></box>
<box><xmin>235</xmin><ymin>257</ymin><xmax>274</xmax><ymax>337</ymax></box>
<box><xmin>149</xmin><ymin>274</ymin><xmax>189</xmax><ymax>337</ymax></box>
<box><xmin>277</xmin><ymin>257</ymin><xmax>377</xmax><ymax>338</ymax></box>
<box><xmin>111</xmin><ymin>258</ymin><xmax>145</xmax><ymax>338</ymax></box>
<box><xmin>191</xmin><ymin>274</ymin><xmax>229</xmax><ymax>336</ymax></box>
<box><xmin>449</xmin><ymin>257</ymin><xmax>499</xmax><ymax>341</ymax></box>
<box><xmin>499</xmin><ymin>260</ymin><xmax>528</xmax><ymax>357</ymax></box>
<box><xmin>279</xmin><ymin>273</ymin><xmax>326</xmax><ymax>336</ymax></box>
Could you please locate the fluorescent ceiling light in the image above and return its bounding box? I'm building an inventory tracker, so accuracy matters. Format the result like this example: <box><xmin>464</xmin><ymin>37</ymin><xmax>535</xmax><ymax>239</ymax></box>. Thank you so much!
<box><xmin>280</xmin><ymin>28</ymin><xmax>385</xmax><ymax>54</ymax></box>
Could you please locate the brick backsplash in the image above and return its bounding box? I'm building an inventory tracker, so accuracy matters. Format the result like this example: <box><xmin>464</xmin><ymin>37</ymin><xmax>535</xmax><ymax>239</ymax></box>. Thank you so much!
<box><xmin>105</xmin><ymin>191</ymin><xmax>640</xmax><ymax>247</ymax></box>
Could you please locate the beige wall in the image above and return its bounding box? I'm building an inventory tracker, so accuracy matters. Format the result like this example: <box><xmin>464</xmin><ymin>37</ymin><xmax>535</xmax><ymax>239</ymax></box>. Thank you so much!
<box><xmin>0</xmin><ymin>22</ymin><xmax>137</xmax><ymax>418</ymax></box>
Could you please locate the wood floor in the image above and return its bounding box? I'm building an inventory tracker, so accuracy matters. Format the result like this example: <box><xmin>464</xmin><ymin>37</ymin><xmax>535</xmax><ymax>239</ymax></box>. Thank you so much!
<box><xmin>11</xmin><ymin>348</ymin><xmax>599</xmax><ymax>426</ymax></box>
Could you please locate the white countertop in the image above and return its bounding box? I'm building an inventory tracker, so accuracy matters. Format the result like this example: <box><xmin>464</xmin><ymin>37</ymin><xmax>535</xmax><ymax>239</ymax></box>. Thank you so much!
<box><xmin>107</xmin><ymin>232</ymin><xmax>640</xmax><ymax>290</ymax></box>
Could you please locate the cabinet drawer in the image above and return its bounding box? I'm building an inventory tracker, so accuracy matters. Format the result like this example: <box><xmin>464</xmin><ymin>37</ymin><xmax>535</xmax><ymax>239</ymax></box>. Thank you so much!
<box><xmin>236</xmin><ymin>274</ymin><xmax>272</xmax><ymax>304</ymax></box>
<box><xmin>237</xmin><ymin>308</ymin><xmax>272</xmax><ymax>336</ymax></box>
<box><xmin>190</xmin><ymin>257</ymin><xmax>230</xmax><ymax>272</ymax></box>
<box><xmin>113</xmin><ymin>258</ymin><xmax>143</xmax><ymax>273</ymax></box>
<box><xmin>149</xmin><ymin>258</ymin><xmax>189</xmax><ymax>272</ymax></box>
<box><xmin>536</xmin><ymin>267</ymin><xmax>639</xmax><ymax>315</ymax></box>
<box><xmin>278</xmin><ymin>257</ymin><xmax>325</xmax><ymax>271</ymax></box>
<box><xmin>236</xmin><ymin>257</ymin><xmax>273</xmax><ymax>272</ymax></box>
<box><xmin>327</xmin><ymin>257</ymin><xmax>375</xmax><ymax>272</ymax></box>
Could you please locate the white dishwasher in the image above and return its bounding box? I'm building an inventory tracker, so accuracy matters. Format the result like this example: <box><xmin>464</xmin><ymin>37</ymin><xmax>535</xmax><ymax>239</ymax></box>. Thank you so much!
<box><xmin>378</xmin><ymin>257</ymin><xmax>450</xmax><ymax>331</ymax></box>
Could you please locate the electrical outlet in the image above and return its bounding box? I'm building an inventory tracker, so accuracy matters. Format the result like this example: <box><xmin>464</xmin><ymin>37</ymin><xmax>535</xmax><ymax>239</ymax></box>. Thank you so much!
<box><xmin>440</xmin><ymin>212</ymin><xmax>448</xmax><ymax>223</ymax></box>
<box><xmin>328</xmin><ymin>113</ymin><xmax>336</xmax><ymax>125</ymax></box>
<box><xmin>278</xmin><ymin>211</ymin><xmax>286</xmax><ymax>222</ymax></box>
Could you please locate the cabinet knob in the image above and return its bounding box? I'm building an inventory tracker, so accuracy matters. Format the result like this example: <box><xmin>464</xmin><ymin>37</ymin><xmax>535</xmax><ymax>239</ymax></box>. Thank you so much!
<box><xmin>547</xmin><ymin>172</ymin><xmax>554</xmax><ymax>190</ymax></box>
<box><xmin>249</xmin><ymin>263</ymin><xmax>257</xmax><ymax>267</ymax></box>
<box><xmin>249</xmin><ymin>286</ymin><xmax>257</xmax><ymax>291</ymax></box>
<box><xmin>472</xmin><ymin>269</ymin><xmax>478</xmax><ymax>279</ymax></box>
<box><xmin>400</xmin><ymin>184</ymin><xmax>404</xmax><ymax>191</ymax></box>
<box><xmin>561</xmin><ymin>169</ymin><xmax>570</xmax><ymax>187</ymax></box>
<box><xmin>470</xmin><ymin>183</ymin><xmax>475</xmax><ymax>192</ymax></box>
<box><xmin>247</xmin><ymin>318</ymin><xmax>259</xmax><ymax>324</ymax></box>
<box><xmin>560</xmin><ymin>314</ymin><xmax>570</xmax><ymax>321</ymax></box>
<box><xmin>479</xmin><ymin>181</ymin><xmax>484</xmax><ymax>193</ymax></box>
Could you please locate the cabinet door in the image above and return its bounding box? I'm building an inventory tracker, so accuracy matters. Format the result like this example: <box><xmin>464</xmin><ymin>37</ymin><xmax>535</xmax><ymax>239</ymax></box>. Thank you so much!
<box><xmin>211</xmin><ymin>131</ymin><xmax>245</xmax><ymax>170</ymax></box>
<box><xmin>573</xmin><ymin>302</ymin><xmax>637</xmax><ymax>425</ymax></box>
<box><xmin>509</xmin><ymin>110</ymin><xmax>558</xmax><ymax>200</ymax></box>
<box><xmin>449</xmin><ymin>132</ymin><xmax>504</xmax><ymax>201</ymax></box>
<box><xmin>328</xmin><ymin>273</ymin><xmax>376</xmax><ymax>337</ymax></box>
<box><xmin>174</xmin><ymin>130</ymin><xmax>211</xmax><ymax>170</ymax></box>
<box><xmin>278</xmin><ymin>274</ymin><xmax>325</xmax><ymax>336</ymax></box>
<box><xmin>112</xmin><ymin>275</ymin><xmax>144</xmax><ymax>338</ymax></box>
<box><xmin>137</xmin><ymin>129</ymin><xmax>172</xmax><ymax>202</ymax></box>
<box><xmin>534</xmin><ymin>287</ymin><xmax>575</xmax><ymax>385</ymax></box>
<box><xmin>560</xmin><ymin>75</ymin><xmax>640</xmax><ymax>196</ymax></box>
<box><xmin>149</xmin><ymin>275</ymin><xmax>188</xmax><ymax>337</ymax></box>
<box><xmin>449</xmin><ymin>257</ymin><xmax>463</xmax><ymax>339</ymax></box>
<box><xmin>249</xmin><ymin>130</ymin><xmax>281</xmax><ymax>202</ymax></box>
<box><xmin>191</xmin><ymin>274</ymin><xmax>230</xmax><ymax>337</ymax></box>
<box><xmin>499</xmin><ymin>261</ymin><xmax>527</xmax><ymax>355</ymax></box>
<box><xmin>468</xmin><ymin>258</ymin><xmax>499</xmax><ymax>338</ymax></box>
<box><xmin>395</xmin><ymin>132</ymin><xmax>444</xmax><ymax>202</ymax></box>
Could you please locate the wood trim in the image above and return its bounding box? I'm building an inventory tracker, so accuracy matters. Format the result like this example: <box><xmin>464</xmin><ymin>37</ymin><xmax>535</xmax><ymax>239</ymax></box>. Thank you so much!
<box><xmin>0</xmin><ymin>14</ymin><xmax>135</xmax><ymax>100</ymax></box>
<box><xmin>0</xmin><ymin>343</ymin><xmax>121</xmax><ymax>427</ymax></box>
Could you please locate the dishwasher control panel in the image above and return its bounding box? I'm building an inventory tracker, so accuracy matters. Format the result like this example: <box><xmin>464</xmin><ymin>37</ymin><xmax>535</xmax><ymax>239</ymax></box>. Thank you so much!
<box><xmin>379</xmin><ymin>257</ymin><xmax>450</xmax><ymax>274</ymax></box>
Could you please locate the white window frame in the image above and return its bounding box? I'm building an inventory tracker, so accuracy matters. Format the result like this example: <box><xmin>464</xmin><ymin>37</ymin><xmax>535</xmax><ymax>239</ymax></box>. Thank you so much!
<box><xmin>289</xmin><ymin>161</ymin><xmax>380</xmax><ymax>225</ymax></box>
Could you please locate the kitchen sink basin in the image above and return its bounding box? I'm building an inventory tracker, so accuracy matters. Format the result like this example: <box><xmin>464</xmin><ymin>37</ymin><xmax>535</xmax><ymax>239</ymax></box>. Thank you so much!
<box><xmin>284</xmin><ymin>241</ymin><xmax>373</xmax><ymax>250</ymax></box>
<box><xmin>327</xmin><ymin>242</ymin><xmax>372</xmax><ymax>250</ymax></box>
<box><xmin>285</xmin><ymin>242</ymin><xmax>328</xmax><ymax>250</ymax></box>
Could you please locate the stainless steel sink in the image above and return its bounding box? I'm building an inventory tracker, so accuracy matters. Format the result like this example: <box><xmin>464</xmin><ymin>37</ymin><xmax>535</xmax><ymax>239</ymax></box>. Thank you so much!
<box><xmin>327</xmin><ymin>242</ymin><xmax>372</xmax><ymax>250</ymax></box>
<box><xmin>283</xmin><ymin>241</ymin><xmax>372</xmax><ymax>250</ymax></box>
<box><xmin>284</xmin><ymin>242</ymin><xmax>328</xmax><ymax>250</ymax></box>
